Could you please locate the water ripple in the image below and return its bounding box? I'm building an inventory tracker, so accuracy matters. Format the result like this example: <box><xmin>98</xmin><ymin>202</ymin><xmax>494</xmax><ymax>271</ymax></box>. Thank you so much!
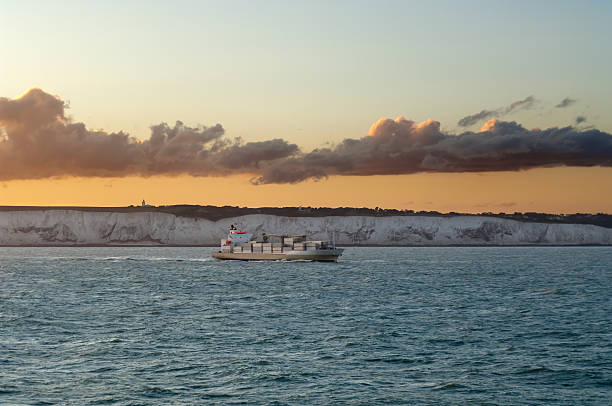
<box><xmin>0</xmin><ymin>246</ymin><xmax>611</xmax><ymax>404</ymax></box>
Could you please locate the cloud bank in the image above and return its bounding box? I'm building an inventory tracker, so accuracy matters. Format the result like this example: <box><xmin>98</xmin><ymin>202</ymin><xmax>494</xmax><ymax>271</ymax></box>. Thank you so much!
<box><xmin>0</xmin><ymin>88</ymin><xmax>298</xmax><ymax>180</ymax></box>
<box><xmin>253</xmin><ymin>117</ymin><xmax>612</xmax><ymax>183</ymax></box>
<box><xmin>1</xmin><ymin>89</ymin><xmax>611</xmax><ymax>184</ymax></box>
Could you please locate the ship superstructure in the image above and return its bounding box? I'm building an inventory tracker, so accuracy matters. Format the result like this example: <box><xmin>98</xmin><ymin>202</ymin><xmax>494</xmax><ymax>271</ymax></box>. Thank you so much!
<box><xmin>212</xmin><ymin>225</ymin><xmax>343</xmax><ymax>261</ymax></box>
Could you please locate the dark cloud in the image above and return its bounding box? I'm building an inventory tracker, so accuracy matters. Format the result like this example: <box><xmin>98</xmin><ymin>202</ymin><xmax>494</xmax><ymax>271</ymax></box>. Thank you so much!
<box><xmin>457</xmin><ymin>110</ymin><xmax>498</xmax><ymax>127</ymax></box>
<box><xmin>575</xmin><ymin>116</ymin><xmax>587</xmax><ymax>124</ymax></box>
<box><xmin>458</xmin><ymin>96</ymin><xmax>535</xmax><ymax>127</ymax></box>
<box><xmin>0</xmin><ymin>88</ymin><xmax>298</xmax><ymax>180</ymax></box>
<box><xmin>253</xmin><ymin>117</ymin><xmax>612</xmax><ymax>184</ymax></box>
<box><xmin>556</xmin><ymin>97</ymin><xmax>576</xmax><ymax>108</ymax></box>
<box><xmin>1</xmin><ymin>89</ymin><xmax>611</xmax><ymax>185</ymax></box>
<box><xmin>505</xmin><ymin>96</ymin><xmax>535</xmax><ymax>113</ymax></box>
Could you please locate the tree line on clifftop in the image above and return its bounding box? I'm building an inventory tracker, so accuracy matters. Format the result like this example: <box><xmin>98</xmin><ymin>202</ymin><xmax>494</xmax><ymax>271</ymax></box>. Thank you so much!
<box><xmin>1</xmin><ymin>205</ymin><xmax>610</xmax><ymax>229</ymax></box>
<box><xmin>140</xmin><ymin>205</ymin><xmax>612</xmax><ymax>229</ymax></box>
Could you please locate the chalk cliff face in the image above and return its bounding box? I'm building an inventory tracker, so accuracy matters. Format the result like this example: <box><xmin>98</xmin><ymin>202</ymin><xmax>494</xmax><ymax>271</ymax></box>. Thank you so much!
<box><xmin>0</xmin><ymin>210</ymin><xmax>611</xmax><ymax>246</ymax></box>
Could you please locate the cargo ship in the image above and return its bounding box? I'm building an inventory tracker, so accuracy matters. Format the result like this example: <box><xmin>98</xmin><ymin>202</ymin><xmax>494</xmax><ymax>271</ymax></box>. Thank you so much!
<box><xmin>211</xmin><ymin>225</ymin><xmax>343</xmax><ymax>261</ymax></box>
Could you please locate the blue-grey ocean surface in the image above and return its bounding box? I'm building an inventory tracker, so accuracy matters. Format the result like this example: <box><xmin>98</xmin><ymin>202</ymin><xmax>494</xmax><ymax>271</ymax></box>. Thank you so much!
<box><xmin>1</xmin><ymin>247</ymin><xmax>611</xmax><ymax>405</ymax></box>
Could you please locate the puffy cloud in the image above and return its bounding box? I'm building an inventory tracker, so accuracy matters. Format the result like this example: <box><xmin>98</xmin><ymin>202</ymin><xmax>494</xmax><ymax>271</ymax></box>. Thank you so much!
<box><xmin>457</xmin><ymin>96</ymin><xmax>536</xmax><ymax>127</ymax></box>
<box><xmin>479</xmin><ymin>118</ymin><xmax>499</xmax><ymax>132</ymax></box>
<box><xmin>556</xmin><ymin>97</ymin><xmax>576</xmax><ymax>108</ymax></box>
<box><xmin>0</xmin><ymin>88</ymin><xmax>65</xmax><ymax>130</ymax></box>
<box><xmin>1</xmin><ymin>88</ymin><xmax>611</xmax><ymax>185</ymax></box>
<box><xmin>0</xmin><ymin>88</ymin><xmax>298</xmax><ymax>180</ymax></box>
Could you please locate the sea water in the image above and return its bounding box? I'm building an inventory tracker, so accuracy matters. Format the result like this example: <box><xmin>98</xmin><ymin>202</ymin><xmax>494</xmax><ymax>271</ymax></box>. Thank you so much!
<box><xmin>1</xmin><ymin>247</ymin><xmax>611</xmax><ymax>405</ymax></box>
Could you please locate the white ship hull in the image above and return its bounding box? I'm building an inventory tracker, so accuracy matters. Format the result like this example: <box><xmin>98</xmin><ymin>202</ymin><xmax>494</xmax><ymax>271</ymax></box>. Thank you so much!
<box><xmin>212</xmin><ymin>248</ymin><xmax>343</xmax><ymax>262</ymax></box>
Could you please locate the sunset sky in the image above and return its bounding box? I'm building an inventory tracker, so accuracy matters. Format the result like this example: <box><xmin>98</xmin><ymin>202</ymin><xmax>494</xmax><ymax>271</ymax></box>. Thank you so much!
<box><xmin>1</xmin><ymin>0</ymin><xmax>611</xmax><ymax>213</ymax></box>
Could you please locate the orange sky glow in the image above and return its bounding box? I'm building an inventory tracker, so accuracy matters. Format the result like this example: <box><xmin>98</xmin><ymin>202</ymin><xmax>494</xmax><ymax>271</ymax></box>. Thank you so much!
<box><xmin>1</xmin><ymin>167</ymin><xmax>610</xmax><ymax>214</ymax></box>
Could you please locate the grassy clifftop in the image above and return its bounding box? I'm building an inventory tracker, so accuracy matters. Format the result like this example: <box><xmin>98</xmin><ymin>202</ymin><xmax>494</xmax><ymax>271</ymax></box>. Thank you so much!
<box><xmin>0</xmin><ymin>205</ymin><xmax>611</xmax><ymax>228</ymax></box>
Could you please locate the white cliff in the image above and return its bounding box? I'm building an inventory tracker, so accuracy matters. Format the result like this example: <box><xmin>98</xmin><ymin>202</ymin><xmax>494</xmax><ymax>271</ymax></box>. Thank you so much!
<box><xmin>0</xmin><ymin>210</ymin><xmax>611</xmax><ymax>246</ymax></box>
